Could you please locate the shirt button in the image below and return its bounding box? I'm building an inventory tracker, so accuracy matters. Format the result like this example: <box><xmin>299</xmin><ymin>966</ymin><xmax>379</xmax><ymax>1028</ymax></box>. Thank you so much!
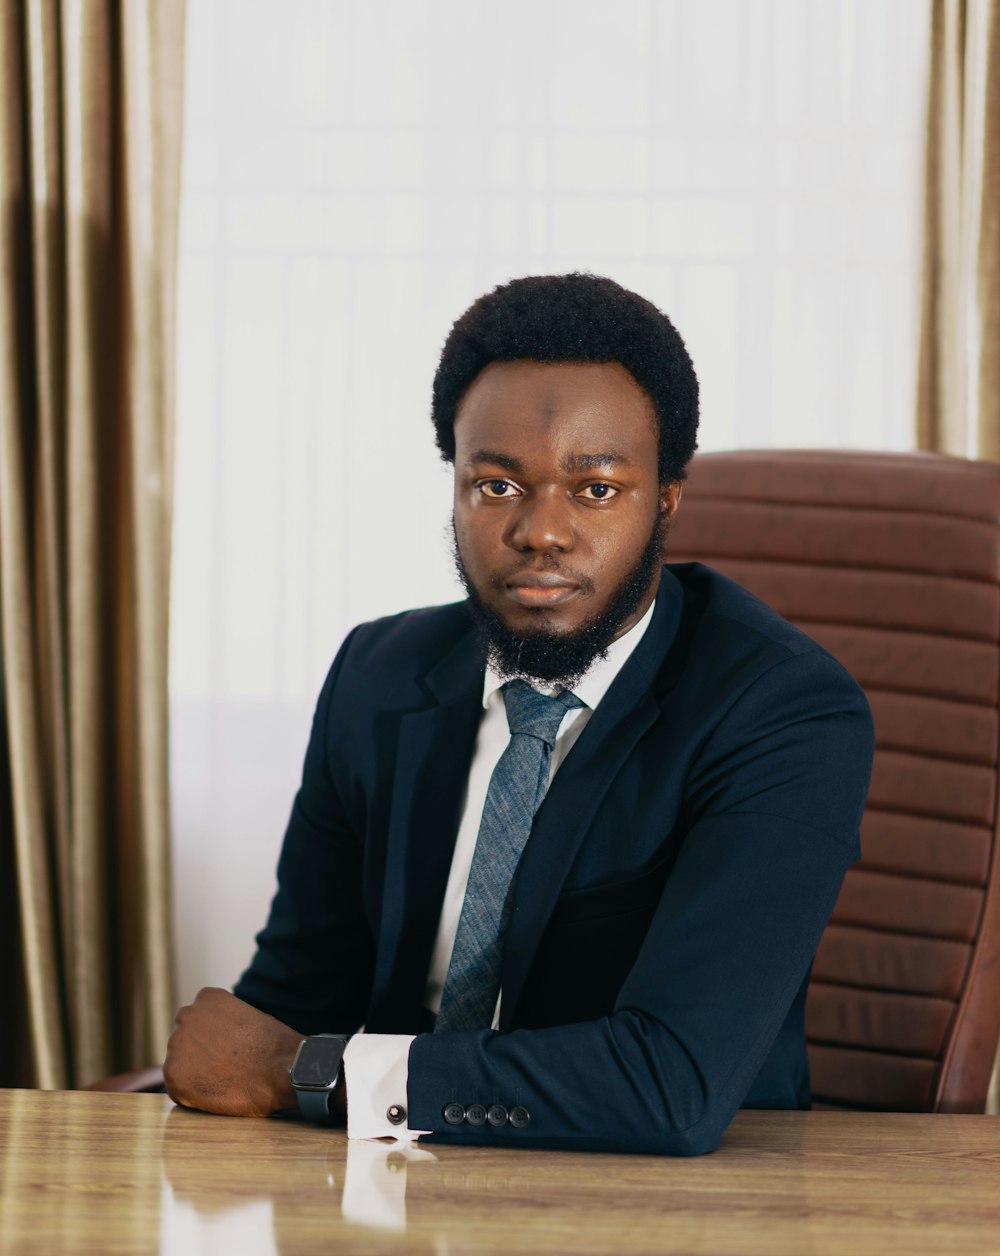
<box><xmin>465</xmin><ymin>1103</ymin><xmax>487</xmax><ymax>1126</ymax></box>
<box><xmin>487</xmin><ymin>1104</ymin><xmax>508</xmax><ymax>1127</ymax></box>
<box><xmin>386</xmin><ymin>1103</ymin><xmax>407</xmax><ymax>1126</ymax></box>
<box><xmin>443</xmin><ymin>1102</ymin><xmax>466</xmax><ymax>1125</ymax></box>
<box><xmin>508</xmin><ymin>1105</ymin><xmax>531</xmax><ymax>1128</ymax></box>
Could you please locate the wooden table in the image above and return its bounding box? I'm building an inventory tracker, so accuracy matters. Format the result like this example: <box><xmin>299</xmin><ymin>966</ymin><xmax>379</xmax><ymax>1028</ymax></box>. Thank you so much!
<box><xmin>1</xmin><ymin>1089</ymin><xmax>999</xmax><ymax>1254</ymax></box>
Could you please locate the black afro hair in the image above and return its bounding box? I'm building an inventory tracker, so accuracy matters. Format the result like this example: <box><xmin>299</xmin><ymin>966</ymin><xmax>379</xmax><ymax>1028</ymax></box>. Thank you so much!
<box><xmin>431</xmin><ymin>272</ymin><xmax>699</xmax><ymax>484</ymax></box>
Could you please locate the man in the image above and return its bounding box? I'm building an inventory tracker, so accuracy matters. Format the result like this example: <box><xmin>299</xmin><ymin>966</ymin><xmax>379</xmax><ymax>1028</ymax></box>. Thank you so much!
<box><xmin>165</xmin><ymin>273</ymin><xmax>873</xmax><ymax>1155</ymax></box>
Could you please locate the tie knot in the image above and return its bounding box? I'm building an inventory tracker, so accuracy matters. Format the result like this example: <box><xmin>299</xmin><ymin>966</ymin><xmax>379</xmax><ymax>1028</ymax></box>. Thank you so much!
<box><xmin>501</xmin><ymin>679</ymin><xmax>585</xmax><ymax>746</ymax></box>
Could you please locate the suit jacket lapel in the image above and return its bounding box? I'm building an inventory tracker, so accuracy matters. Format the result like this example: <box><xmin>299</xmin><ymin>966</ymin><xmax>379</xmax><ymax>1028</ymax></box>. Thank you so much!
<box><xmin>366</xmin><ymin>568</ymin><xmax>697</xmax><ymax>1033</ymax></box>
<box><xmin>499</xmin><ymin>570</ymin><xmax>688</xmax><ymax>1029</ymax></box>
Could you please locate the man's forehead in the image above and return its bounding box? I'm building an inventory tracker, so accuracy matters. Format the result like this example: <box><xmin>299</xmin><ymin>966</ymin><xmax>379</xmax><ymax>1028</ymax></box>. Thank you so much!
<box><xmin>457</xmin><ymin>360</ymin><xmax>652</xmax><ymax>416</ymax></box>
<box><xmin>453</xmin><ymin>359</ymin><xmax>658</xmax><ymax>457</ymax></box>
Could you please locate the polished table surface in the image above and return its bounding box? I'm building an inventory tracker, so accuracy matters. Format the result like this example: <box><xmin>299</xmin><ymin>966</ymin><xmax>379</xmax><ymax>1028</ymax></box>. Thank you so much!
<box><xmin>1</xmin><ymin>1089</ymin><xmax>999</xmax><ymax>1255</ymax></box>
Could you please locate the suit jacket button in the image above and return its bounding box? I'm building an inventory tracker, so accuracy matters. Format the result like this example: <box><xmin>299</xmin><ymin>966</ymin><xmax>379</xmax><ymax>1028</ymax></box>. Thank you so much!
<box><xmin>508</xmin><ymin>1106</ymin><xmax>531</xmax><ymax>1128</ymax></box>
<box><xmin>444</xmin><ymin>1102</ymin><xmax>465</xmax><ymax>1125</ymax></box>
<box><xmin>465</xmin><ymin>1103</ymin><xmax>487</xmax><ymax>1126</ymax></box>
<box><xmin>487</xmin><ymin>1104</ymin><xmax>508</xmax><ymax>1127</ymax></box>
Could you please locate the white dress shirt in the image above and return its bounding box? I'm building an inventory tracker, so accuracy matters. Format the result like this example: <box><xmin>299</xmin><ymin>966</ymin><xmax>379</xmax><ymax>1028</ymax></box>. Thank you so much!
<box><xmin>343</xmin><ymin>599</ymin><xmax>657</xmax><ymax>1140</ymax></box>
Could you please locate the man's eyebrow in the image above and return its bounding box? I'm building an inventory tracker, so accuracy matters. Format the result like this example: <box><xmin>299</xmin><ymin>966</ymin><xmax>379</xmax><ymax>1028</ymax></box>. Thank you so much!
<box><xmin>562</xmin><ymin>452</ymin><xmax>630</xmax><ymax>471</ymax></box>
<box><xmin>468</xmin><ymin>450</ymin><xmax>525</xmax><ymax>472</ymax></box>
<box><xmin>466</xmin><ymin>450</ymin><xmax>630</xmax><ymax>473</ymax></box>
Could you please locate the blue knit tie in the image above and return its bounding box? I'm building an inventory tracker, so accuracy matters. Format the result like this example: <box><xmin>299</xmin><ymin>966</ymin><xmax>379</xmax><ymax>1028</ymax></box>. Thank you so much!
<box><xmin>435</xmin><ymin>679</ymin><xmax>585</xmax><ymax>1033</ymax></box>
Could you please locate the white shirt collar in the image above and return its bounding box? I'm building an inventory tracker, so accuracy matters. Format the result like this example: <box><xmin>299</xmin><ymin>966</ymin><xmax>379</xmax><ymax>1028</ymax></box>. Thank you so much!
<box><xmin>481</xmin><ymin>595</ymin><xmax>658</xmax><ymax>712</ymax></box>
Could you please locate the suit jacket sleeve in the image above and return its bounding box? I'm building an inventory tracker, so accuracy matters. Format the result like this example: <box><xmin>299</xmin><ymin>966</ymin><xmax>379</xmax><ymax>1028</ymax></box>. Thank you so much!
<box><xmin>233</xmin><ymin>627</ymin><xmax>377</xmax><ymax>1035</ymax></box>
<box><xmin>406</xmin><ymin>647</ymin><xmax>874</xmax><ymax>1155</ymax></box>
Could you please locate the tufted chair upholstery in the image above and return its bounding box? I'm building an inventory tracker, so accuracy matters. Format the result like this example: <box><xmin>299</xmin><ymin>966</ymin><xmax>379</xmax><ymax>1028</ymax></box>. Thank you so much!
<box><xmin>668</xmin><ymin>449</ymin><xmax>1000</xmax><ymax>1112</ymax></box>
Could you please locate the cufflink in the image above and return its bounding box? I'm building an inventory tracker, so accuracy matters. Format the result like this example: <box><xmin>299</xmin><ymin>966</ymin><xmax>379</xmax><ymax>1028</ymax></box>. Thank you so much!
<box><xmin>386</xmin><ymin>1103</ymin><xmax>407</xmax><ymax>1125</ymax></box>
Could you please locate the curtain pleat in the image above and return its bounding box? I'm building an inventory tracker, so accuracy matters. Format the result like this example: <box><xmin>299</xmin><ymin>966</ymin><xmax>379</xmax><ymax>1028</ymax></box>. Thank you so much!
<box><xmin>120</xmin><ymin>0</ymin><xmax>185</xmax><ymax>1059</ymax></box>
<box><xmin>24</xmin><ymin>0</ymin><xmax>74</xmax><ymax>1082</ymax></box>
<box><xmin>977</xmin><ymin>2</ymin><xmax>1000</xmax><ymax>462</ymax></box>
<box><xmin>0</xmin><ymin>0</ymin><xmax>185</xmax><ymax>1088</ymax></box>
<box><xmin>917</xmin><ymin>0</ymin><xmax>1000</xmax><ymax>459</ymax></box>
<box><xmin>0</xmin><ymin>0</ymin><xmax>67</xmax><ymax>1091</ymax></box>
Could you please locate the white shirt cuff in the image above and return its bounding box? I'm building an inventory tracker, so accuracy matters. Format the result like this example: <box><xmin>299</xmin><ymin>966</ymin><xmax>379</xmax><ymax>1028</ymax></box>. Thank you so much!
<box><xmin>343</xmin><ymin>1033</ymin><xmax>430</xmax><ymax>1140</ymax></box>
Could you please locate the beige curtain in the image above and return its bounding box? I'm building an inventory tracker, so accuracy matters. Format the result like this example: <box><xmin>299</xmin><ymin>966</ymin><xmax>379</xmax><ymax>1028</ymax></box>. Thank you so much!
<box><xmin>918</xmin><ymin>0</ymin><xmax>1000</xmax><ymax>1114</ymax></box>
<box><xmin>917</xmin><ymin>0</ymin><xmax>1000</xmax><ymax>457</ymax></box>
<box><xmin>0</xmin><ymin>0</ymin><xmax>185</xmax><ymax>1088</ymax></box>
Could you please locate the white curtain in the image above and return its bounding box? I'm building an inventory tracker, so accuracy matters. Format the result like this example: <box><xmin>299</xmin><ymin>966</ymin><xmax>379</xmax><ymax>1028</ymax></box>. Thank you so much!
<box><xmin>172</xmin><ymin>0</ymin><xmax>930</xmax><ymax>1000</ymax></box>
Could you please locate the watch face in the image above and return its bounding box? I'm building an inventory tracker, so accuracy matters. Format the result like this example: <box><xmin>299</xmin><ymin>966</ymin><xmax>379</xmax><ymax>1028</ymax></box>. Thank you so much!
<box><xmin>290</xmin><ymin>1036</ymin><xmax>346</xmax><ymax>1088</ymax></box>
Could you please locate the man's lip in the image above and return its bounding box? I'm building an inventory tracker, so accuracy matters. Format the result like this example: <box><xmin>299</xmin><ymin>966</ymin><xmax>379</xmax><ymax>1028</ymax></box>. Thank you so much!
<box><xmin>503</xmin><ymin>573</ymin><xmax>580</xmax><ymax>607</ymax></box>
<box><xmin>505</xmin><ymin>573</ymin><xmax>578</xmax><ymax>589</ymax></box>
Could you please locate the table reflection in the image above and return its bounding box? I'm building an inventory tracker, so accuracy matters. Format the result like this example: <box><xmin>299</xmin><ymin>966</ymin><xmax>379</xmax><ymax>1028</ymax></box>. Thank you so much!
<box><xmin>157</xmin><ymin>1105</ymin><xmax>748</xmax><ymax>1254</ymax></box>
<box><xmin>162</xmin><ymin>1106</ymin><xmax>443</xmax><ymax>1232</ymax></box>
<box><xmin>162</xmin><ymin>1106</ymin><xmax>447</xmax><ymax>1251</ymax></box>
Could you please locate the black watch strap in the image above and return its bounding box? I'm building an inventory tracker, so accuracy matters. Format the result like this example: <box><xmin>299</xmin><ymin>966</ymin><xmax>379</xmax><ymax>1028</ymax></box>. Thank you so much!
<box><xmin>290</xmin><ymin>1033</ymin><xmax>351</xmax><ymax>1123</ymax></box>
<box><xmin>295</xmin><ymin>1086</ymin><xmax>337</xmax><ymax>1122</ymax></box>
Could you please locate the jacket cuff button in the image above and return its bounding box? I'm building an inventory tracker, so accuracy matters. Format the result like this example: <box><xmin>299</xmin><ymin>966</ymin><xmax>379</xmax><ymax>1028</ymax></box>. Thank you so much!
<box><xmin>443</xmin><ymin>1102</ymin><xmax>466</xmax><ymax>1125</ymax></box>
<box><xmin>465</xmin><ymin>1103</ymin><xmax>486</xmax><ymax>1126</ymax></box>
<box><xmin>487</xmin><ymin>1104</ymin><xmax>508</xmax><ymax>1127</ymax></box>
<box><xmin>508</xmin><ymin>1105</ymin><xmax>531</xmax><ymax>1128</ymax></box>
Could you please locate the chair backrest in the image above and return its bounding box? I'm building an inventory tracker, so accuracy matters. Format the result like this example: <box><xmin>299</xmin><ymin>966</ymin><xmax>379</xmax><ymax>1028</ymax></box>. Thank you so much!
<box><xmin>668</xmin><ymin>449</ymin><xmax>1000</xmax><ymax>1112</ymax></box>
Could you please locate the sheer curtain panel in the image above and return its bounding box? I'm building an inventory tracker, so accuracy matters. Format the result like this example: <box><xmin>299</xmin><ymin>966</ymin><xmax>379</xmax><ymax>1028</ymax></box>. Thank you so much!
<box><xmin>0</xmin><ymin>0</ymin><xmax>186</xmax><ymax>1088</ymax></box>
<box><xmin>918</xmin><ymin>0</ymin><xmax>999</xmax><ymax>457</ymax></box>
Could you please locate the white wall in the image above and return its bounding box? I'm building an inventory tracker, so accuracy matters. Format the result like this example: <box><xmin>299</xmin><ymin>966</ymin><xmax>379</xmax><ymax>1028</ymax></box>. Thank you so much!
<box><xmin>171</xmin><ymin>0</ymin><xmax>929</xmax><ymax>1000</ymax></box>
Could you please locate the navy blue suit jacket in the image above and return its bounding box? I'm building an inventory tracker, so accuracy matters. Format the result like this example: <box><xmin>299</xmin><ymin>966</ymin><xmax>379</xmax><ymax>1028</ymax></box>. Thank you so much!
<box><xmin>235</xmin><ymin>564</ymin><xmax>874</xmax><ymax>1155</ymax></box>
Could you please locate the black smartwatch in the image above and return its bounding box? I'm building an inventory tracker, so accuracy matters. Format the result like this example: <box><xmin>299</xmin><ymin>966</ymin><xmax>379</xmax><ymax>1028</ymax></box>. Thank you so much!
<box><xmin>289</xmin><ymin>1033</ymin><xmax>351</xmax><ymax>1122</ymax></box>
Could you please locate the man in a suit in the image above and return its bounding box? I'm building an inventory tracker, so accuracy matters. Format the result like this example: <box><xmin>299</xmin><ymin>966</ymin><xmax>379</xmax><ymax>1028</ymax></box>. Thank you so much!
<box><xmin>164</xmin><ymin>273</ymin><xmax>873</xmax><ymax>1155</ymax></box>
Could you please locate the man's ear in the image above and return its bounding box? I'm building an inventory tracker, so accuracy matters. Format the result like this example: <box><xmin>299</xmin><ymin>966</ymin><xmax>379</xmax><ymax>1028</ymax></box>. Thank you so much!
<box><xmin>660</xmin><ymin>482</ymin><xmax>682</xmax><ymax>517</ymax></box>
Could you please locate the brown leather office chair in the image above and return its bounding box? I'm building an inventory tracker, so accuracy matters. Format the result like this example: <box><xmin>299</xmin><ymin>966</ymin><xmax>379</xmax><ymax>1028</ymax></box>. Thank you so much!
<box><xmin>668</xmin><ymin>449</ymin><xmax>1000</xmax><ymax>1112</ymax></box>
<box><xmin>89</xmin><ymin>450</ymin><xmax>1000</xmax><ymax>1111</ymax></box>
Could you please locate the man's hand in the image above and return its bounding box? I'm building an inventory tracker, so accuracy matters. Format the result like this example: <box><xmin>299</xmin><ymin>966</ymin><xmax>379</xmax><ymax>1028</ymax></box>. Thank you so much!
<box><xmin>163</xmin><ymin>987</ymin><xmax>303</xmax><ymax>1117</ymax></box>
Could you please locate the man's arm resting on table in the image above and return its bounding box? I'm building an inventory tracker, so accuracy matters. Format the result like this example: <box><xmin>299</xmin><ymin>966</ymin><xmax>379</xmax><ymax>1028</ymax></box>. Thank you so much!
<box><xmin>163</xmin><ymin>987</ymin><xmax>419</xmax><ymax>1137</ymax></box>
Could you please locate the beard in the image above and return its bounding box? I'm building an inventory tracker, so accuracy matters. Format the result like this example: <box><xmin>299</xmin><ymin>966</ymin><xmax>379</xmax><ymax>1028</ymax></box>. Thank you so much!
<box><xmin>452</xmin><ymin>511</ymin><xmax>668</xmax><ymax>690</ymax></box>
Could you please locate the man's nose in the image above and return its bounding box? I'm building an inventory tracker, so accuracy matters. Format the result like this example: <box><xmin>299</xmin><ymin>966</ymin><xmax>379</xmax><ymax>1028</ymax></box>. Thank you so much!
<box><xmin>503</xmin><ymin>490</ymin><xmax>575</xmax><ymax>553</ymax></box>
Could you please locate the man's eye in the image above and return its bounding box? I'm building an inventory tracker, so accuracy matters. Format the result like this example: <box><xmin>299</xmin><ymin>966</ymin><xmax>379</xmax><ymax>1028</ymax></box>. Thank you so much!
<box><xmin>479</xmin><ymin>479</ymin><xmax>520</xmax><ymax>498</ymax></box>
<box><xmin>579</xmin><ymin>483</ymin><xmax>618</xmax><ymax>501</ymax></box>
